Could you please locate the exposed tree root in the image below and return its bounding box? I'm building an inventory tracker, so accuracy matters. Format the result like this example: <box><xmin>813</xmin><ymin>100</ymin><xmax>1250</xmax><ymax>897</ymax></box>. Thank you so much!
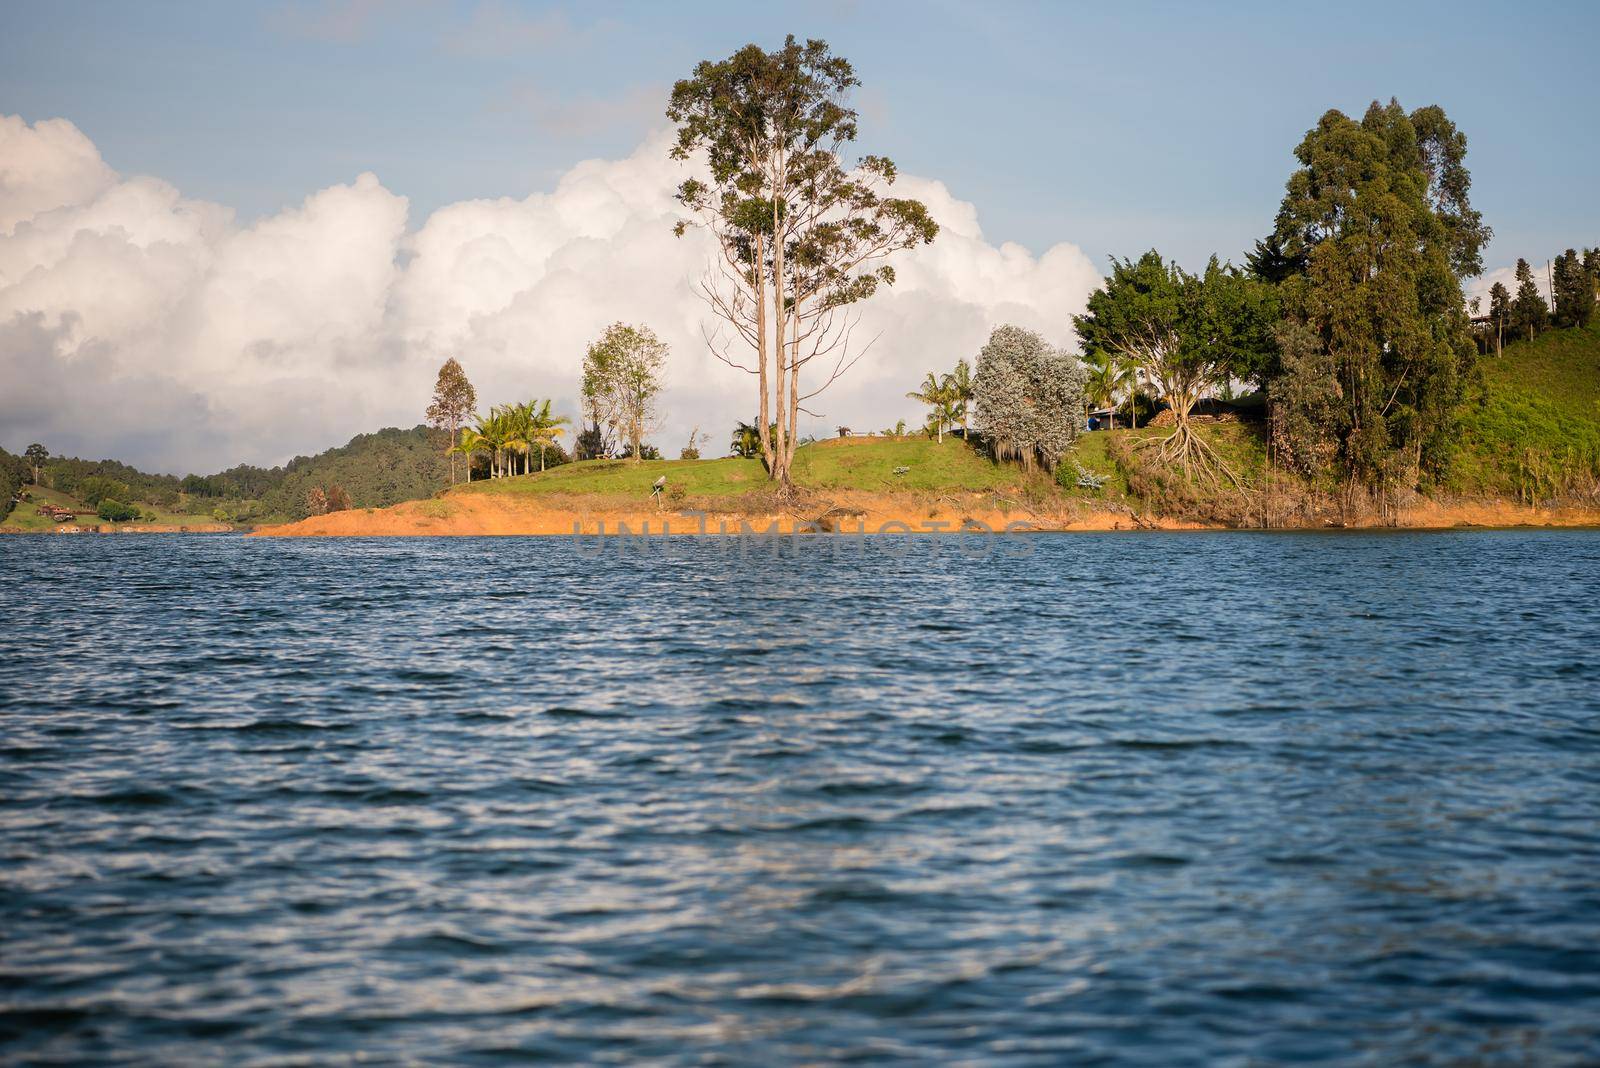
<box><xmin>1136</xmin><ymin>420</ymin><xmax>1242</xmax><ymax>488</ymax></box>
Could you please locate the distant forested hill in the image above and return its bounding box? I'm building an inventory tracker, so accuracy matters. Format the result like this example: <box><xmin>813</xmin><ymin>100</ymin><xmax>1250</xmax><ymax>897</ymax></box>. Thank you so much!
<box><xmin>17</xmin><ymin>425</ymin><xmax>454</xmax><ymax>522</ymax></box>
<box><xmin>184</xmin><ymin>425</ymin><xmax>454</xmax><ymax>520</ymax></box>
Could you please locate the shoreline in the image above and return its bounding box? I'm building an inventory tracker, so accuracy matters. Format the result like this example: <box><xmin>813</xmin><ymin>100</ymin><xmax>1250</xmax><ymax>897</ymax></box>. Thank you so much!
<box><xmin>245</xmin><ymin>491</ymin><xmax>1600</xmax><ymax>537</ymax></box>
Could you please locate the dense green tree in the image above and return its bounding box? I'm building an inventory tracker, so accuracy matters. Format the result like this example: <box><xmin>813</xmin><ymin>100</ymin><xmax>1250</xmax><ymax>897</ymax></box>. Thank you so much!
<box><xmin>1510</xmin><ymin>257</ymin><xmax>1548</xmax><ymax>341</ymax></box>
<box><xmin>972</xmin><ymin>324</ymin><xmax>1085</xmax><ymax>471</ymax></box>
<box><xmin>96</xmin><ymin>499</ymin><xmax>139</xmax><ymax>522</ymax></box>
<box><xmin>1073</xmin><ymin>251</ymin><xmax>1277</xmax><ymax>482</ymax></box>
<box><xmin>426</xmin><ymin>357</ymin><xmax>477</xmax><ymax>485</ymax></box>
<box><xmin>1268</xmin><ymin>319</ymin><xmax>1344</xmax><ymax>475</ymax></box>
<box><xmin>668</xmin><ymin>36</ymin><xmax>937</xmax><ymax>487</ymax></box>
<box><xmin>1244</xmin><ymin>233</ymin><xmax>1306</xmax><ymax>284</ymax></box>
<box><xmin>0</xmin><ymin>448</ymin><xmax>28</xmax><ymax>520</ymax></box>
<box><xmin>24</xmin><ymin>444</ymin><xmax>47</xmax><ymax>483</ymax></box>
<box><xmin>1552</xmin><ymin>248</ymin><xmax>1595</xmax><ymax>329</ymax></box>
<box><xmin>76</xmin><ymin>475</ymin><xmax>132</xmax><ymax>506</ymax></box>
<box><xmin>1268</xmin><ymin>100</ymin><xmax>1489</xmax><ymax>491</ymax></box>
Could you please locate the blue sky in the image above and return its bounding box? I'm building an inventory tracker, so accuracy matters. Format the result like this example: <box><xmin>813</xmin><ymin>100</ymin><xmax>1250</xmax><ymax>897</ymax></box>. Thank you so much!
<box><xmin>2</xmin><ymin>1</ymin><xmax>1597</xmax><ymax>471</ymax></box>
<box><xmin>3</xmin><ymin>0</ymin><xmax>1595</xmax><ymax>270</ymax></box>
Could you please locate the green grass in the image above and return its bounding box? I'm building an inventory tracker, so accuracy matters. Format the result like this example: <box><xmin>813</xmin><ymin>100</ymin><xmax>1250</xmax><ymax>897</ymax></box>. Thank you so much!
<box><xmin>1455</xmin><ymin>323</ymin><xmax>1600</xmax><ymax>497</ymax></box>
<box><xmin>3</xmin><ymin>484</ymin><xmax>227</xmax><ymax>531</ymax></box>
<box><xmin>455</xmin><ymin>436</ymin><xmax>1032</xmax><ymax>501</ymax></box>
<box><xmin>457</xmin><ymin>454</ymin><xmax>767</xmax><ymax>499</ymax></box>
<box><xmin>789</xmin><ymin>436</ymin><xmax>1027</xmax><ymax>492</ymax></box>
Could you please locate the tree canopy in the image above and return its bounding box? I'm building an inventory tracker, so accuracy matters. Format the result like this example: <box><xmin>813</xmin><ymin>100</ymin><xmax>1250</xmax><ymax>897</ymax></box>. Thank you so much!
<box><xmin>1073</xmin><ymin>250</ymin><xmax>1277</xmax><ymax>482</ymax></box>
<box><xmin>668</xmin><ymin>35</ymin><xmax>937</xmax><ymax>487</ymax></box>
<box><xmin>1266</xmin><ymin>99</ymin><xmax>1487</xmax><ymax>493</ymax></box>
<box><xmin>426</xmin><ymin>357</ymin><xmax>477</xmax><ymax>484</ymax></box>
<box><xmin>582</xmin><ymin>323</ymin><xmax>667</xmax><ymax>463</ymax></box>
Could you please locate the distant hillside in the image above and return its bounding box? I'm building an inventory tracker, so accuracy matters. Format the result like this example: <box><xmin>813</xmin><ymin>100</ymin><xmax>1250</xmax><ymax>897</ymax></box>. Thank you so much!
<box><xmin>1455</xmin><ymin>323</ymin><xmax>1600</xmax><ymax>500</ymax></box>
<box><xmin>14</xmin><ymin>425</ymin><xmax>458</xmax><ymax>524</ymax></box>
<box><xmin>187</xmin><ymin>425</ymin><xmax>455</xmax><ymax>521</ymax></box>
<box><xmin>0</xmin><ymin>447</ymin><xmax>29</xmax><ymax>521</ymax></box>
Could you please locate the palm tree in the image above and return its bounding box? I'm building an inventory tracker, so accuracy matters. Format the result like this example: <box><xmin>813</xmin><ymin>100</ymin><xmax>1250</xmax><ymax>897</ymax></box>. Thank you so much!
<box><xmin>906</xmin><ymin>372</ymin><xmax>953</xmax><ymax>442</ymax></box>
<box><xmin>469</xmin><ymin>409</ymin><xmax>512</xmax><ymax>478</ymax></box>
<box><xmin>1082</xmin><ymin>350</ymin><xmax>1119</xmax><ymax>430</ymax></box>
<box><xmin>449</xmin><ymin>427</ymin><xmax>489</xmax><ymax>482</ymax></box>
<box><xmin>1082</xmin><ymin>350</ymin><xmax>1137</xmax><ymax>430</ymax></box>
<box><xmin>526</xmin><ymin>398</ymin><xmax>570</xmax><ymax>472</ymax></box>
<box><xmin>730</xmin><ymin>419</ymin><xmax>761</xmax><ymax>459</ymax></box>
<box><xmin>946</xmin><ymin>359</ymin><xmax>974</xmax><ymax>437</ymax></box>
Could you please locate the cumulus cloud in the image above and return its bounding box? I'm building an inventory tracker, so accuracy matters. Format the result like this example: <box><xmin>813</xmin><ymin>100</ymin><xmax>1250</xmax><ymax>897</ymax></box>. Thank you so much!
<box><xmin>1464</xmin><ymin>262</ymin><xmax>1554</xmax><ymax>314</ymax></box>
<box><xmin>0</xmin><ymin>114</ymin><xmax>1101</xmax><ymax>473</ymax></box>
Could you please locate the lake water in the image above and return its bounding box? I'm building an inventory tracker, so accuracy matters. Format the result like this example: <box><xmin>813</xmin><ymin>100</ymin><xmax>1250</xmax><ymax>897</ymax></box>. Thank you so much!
<box><xmin>3</xmin><ymin>531</ymin><xmax>1599</xmax><ymax>1065</ymax></box>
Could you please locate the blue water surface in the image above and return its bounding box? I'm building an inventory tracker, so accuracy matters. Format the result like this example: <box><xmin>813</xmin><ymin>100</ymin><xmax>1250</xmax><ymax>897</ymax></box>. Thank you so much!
<box><xmin>2</xmin><ymin>531</ymin><xmax>1599</xmax><ymax>1065</ymax></box>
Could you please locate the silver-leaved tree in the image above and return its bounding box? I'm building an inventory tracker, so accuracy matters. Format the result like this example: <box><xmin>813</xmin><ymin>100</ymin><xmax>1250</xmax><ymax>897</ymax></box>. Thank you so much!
<box><xmin>972</xmin><ymin>325</ymin><xmax>1085</xmax><ymax>471</ymax></box>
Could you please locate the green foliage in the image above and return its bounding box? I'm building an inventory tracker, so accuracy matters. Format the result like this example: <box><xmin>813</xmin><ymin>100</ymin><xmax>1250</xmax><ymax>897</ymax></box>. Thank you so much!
<box><xmin>668</xmin><ymin>36</ymin><xmax>938</xmax><ymax>483</ymax></box>
<box><xmin>1269</xmin><ymin>99</ymin><xmax>1486</xmax><ymax>489</ymax></box>
<box><xmin>1553</xmin><ymin>249</ymin><xmax>1595</xmax><ymax>329</ymax></box>
<box><xmin>1453</xmin><ymin>322</ymin><xmax>1600</xmax><ymax>499</ymax></box>
<box><xmin>905</xmin><ymin>370</ymin><xmax>962</xmax><ymax>441</ymax></box>
<box><xmin>583</xmin><ymin>323</ymin><xmax>667</xmax><ymax>463</ymax></box>
<box><xmin>0</xmin><ymin>447</ymin><xmax>28</xmax><ymax>520</ymax></box>
<box><xmin>1510</xmin><ymin>258</ymin><xmax>1549</xmax><ymax>341</ymax></box>
<box><xmin>76</xmin><ymin>475</ymin><xmax>132</xmax><ymax>506</ymax></box>
<box><xmin>260</xmin><ymin>425</ymin><xmax>453</xmax><ymax>520</ymax></box>
<box><xmin>96</xmin><ymin>499</ymin><xmax>140</xmax><ymax>522</ymax></box>
<box><xmin>449</xmin><ymin>402</ymin><xmax>572</xmax><ymax>481</ymax></box>
<box><xmin>1269</xmin><ymin>319</ymin><xmax>1343</xmax><ymax>474</ymax></box>
<box><xmin>730</xmin><ymin>420</ymin><xmax>765</xmax><ymax>459</ymax></box>
<box><xmin>426</xmin><ymin>357</ymin><xmax>478</xmax><ymax>483</ymax></box>
<box><xmin>41</xmin><ymin>458</ymin><xmax>181</xmax><ymax>506</ymax></box>
<box><xmin>1074</xmin><ymin>248</ymin><xmax>1277</xmax><ymax>481</ymax></box>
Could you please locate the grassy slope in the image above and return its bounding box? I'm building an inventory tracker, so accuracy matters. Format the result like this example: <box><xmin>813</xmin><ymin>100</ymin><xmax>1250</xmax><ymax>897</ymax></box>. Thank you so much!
<box><xmin>456</xmin><ymin>436</ymin><xmax>1037</xmax><ymax>502</ymax></box>
<box><xmin>272</xmin><ymin>330</ymin><xmax>1600</xmax><ymax>527</ymax></box>
<box><xmin>4</xmin><ymin>485</ymin><xmax>224</xmax><ymax>531</ymax></box>
<box><xmin>1455</xmin><ymin>323</ymin><xmax>1600</xmax><ymax>497</ymax></box>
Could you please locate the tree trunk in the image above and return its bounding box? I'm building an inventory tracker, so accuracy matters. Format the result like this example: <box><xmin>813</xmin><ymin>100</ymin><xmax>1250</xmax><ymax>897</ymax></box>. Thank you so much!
<box><xmin>540</xmin><ymin>445</ymin><xmax>545</xmax><ymax>472</ymax></box>
<box><xmin>754</xmin><ymin>230</ymin><xmax>774</xmax><ymax>474</ymax></box>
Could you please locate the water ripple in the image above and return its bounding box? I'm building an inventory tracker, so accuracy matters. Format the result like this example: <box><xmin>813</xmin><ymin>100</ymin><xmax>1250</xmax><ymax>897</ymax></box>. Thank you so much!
<box><xmin>2</xmin><ymin>531</ymin><xmax>1599</xmax><ymax>1064</ymax></box>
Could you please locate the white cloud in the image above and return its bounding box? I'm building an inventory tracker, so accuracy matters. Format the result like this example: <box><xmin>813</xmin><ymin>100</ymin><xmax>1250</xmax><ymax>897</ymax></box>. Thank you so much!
<box><xmin>1465</xmin><ymin>262</ymin><xmax>1554</xmax><ymax>314</ymax></box>
<box><xmin>0</xmin><ymin>114</ymin><xmax>1101</xmax><ymax>473</ymax></box>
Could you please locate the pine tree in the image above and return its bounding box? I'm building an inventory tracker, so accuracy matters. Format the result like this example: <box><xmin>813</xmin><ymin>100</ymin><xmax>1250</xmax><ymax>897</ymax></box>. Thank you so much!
<box><xmin>1552</xmin><ymin>249</ymin><xmax>1595</xmax><ymax>329</ymax></box>
<box><xmin>1510</xmin><ymin>258</ymin><xmax>1548</xmax><ymax>341</ymax></box>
